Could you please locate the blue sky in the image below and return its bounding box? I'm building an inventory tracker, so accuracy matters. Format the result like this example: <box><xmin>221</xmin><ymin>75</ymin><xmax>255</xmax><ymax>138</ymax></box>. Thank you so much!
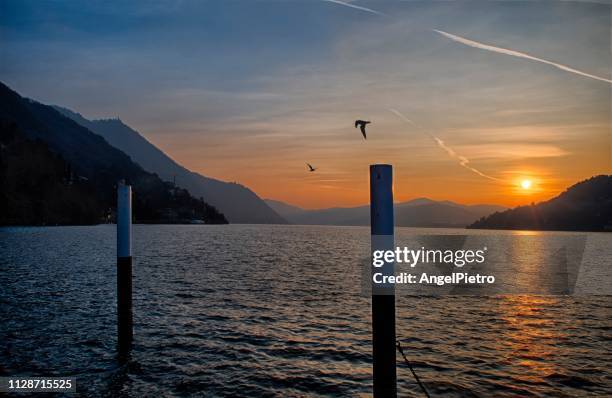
<box><xmin>1</xmin><ymin>1</ymin><xmax>610</xmax><ymax>207</ymax></box>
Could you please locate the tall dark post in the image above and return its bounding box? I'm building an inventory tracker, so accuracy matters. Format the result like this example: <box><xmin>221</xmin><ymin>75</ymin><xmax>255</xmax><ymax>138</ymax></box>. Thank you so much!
<box><xmin>117</xmin><ymin>182</ymin><xmax>133</xmax><ymax>351</ymax></box>
<box><xmin>370</xmin><ymin>164</ymin><xmax>397</xmax><ymax>397</ymax></box>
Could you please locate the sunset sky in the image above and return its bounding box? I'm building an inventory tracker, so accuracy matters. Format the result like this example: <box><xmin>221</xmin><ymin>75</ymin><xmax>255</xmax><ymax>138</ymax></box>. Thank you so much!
<box><xmin>1</xmin><ymin>0</ymin><xmax>610</xmax><ymax>209</ymax></box>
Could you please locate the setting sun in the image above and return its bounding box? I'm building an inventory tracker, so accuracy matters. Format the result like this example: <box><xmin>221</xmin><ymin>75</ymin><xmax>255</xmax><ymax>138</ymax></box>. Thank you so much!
<box><xmin>521</xmin><ymin>180</ymin><xmax>533</xmax><ymax>190</ymax></box>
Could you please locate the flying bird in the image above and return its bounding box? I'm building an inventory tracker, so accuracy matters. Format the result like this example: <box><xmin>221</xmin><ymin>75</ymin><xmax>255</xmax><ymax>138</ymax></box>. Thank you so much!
<box><xmin>306</xmin><ymin>163</ymin><xmax>317</xmax><ymax>172</ymax></box>
<box><xmin>355</xmin><ymin>120</ymin><xmax>371</xmax><ymax>139</ymax></box>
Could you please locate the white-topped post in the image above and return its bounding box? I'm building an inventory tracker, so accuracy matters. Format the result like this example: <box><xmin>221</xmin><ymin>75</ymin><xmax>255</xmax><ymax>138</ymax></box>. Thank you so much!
<box><xmin>370</xmin><ymin>164</ymin><xmax>397</xmax><ymax>397</ymax></box>
<box><xmin>117</xmin><ymin>182</ymin><xmax>133</xmax><ymax>351</ymax></box>
<box><xmin>117</xmin><ymin>183</ymin><xmax>132</xmax><ymax>258</ymax></box>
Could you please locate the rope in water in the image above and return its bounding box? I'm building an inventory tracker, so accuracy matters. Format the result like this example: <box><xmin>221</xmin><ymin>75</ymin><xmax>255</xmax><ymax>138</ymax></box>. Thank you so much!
<box><xmin>396</xmin><ymin>340</ymin><xmax>431</xmax><ymax>398</ymax></box>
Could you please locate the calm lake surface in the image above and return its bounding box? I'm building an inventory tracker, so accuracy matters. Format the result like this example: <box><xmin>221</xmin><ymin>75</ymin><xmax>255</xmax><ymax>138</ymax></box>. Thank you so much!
<box><xmin>1</xmin><ymin>225</ymin><xmax>610</xmax><ymax>397</ymax></box>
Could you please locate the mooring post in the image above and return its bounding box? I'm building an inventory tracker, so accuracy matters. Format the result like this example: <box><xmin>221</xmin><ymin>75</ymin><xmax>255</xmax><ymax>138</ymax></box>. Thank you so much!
<box><xmin>117</xmin><ymin>182</ymin><xmax>133</xmax><ymax>351</ymax></box>
<box><xmin>370</xmin><ymin>164</ymin><xmax>397</xmax><ymax>397</ymax></box>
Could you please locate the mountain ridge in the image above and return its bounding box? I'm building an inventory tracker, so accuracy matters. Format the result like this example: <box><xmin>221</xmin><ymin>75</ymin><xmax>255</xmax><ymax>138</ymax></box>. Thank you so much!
<box><xmin>468</xmin><ymin>175</ymin><xmax>612</xmax><ymax>231</ymax></box>
<box><xmin>265</xmin><ymin>198</ymin><xmax>507</xmax><ymax>228</ymax></box>
<box><xmin>54</xmin><ymin>106</ymin><xmax>286</xmax><ymax>225</ymax></box>
<box><xmin>0</xmin><ymin>81</ymin><xmax>227</xmax><ymax>225</ymax></box>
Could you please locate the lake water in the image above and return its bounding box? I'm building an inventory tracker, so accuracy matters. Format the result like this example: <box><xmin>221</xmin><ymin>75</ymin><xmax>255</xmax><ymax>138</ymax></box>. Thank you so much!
<box><xmin>0</xmin><ymin>225</ymin><xmax>610</xmax><ymax>397</ymax></box>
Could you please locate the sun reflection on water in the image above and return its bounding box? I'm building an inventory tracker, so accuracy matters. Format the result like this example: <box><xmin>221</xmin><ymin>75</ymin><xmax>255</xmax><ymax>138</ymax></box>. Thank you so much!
<box><xmin>498</xmin><ymin>296</ymin><xmax>563</xmax><ymax>383</ymax></box>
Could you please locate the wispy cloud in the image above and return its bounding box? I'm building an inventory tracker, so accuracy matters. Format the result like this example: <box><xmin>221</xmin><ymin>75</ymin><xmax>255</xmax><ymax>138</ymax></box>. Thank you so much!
<box><xmin>321</xmin><ymin>0</ymin><xmax>387</xmax><ymax>17</ymax></box>
<box><xmin>433</xmin><ymin>29</ymin><xmax>612</xmax><ymax>84</ymax></box>
<box><xmin>389</xmin><ymin>108</ymin><xmax>502</xmax><ymax>181</ymax></box>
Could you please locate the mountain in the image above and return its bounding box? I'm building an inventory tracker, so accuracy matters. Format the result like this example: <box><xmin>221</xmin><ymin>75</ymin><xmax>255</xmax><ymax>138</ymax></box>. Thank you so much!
<box><xmin>0</xmin><ymin>120</ymin><xmax>102</xmax><ymax>225</ymax></box>
<box><xmin>468</xmin><ymin>175</ymin><xmax>612</xmax><ymax>231</ymax></box>
<box><xmin>54</xmin><ymin>106</ymin><xmax>286</xmax><ymax>225</ymax></box>
<box><xmin>265</xmin><ymin>198</ymin><xmax>506</xmax><ymax>228</ymax></box>
<box><xmin>264</xmin><ymin>199</ymin><xmax>305</xmax><ymax>217</ymax></box>
<box><xmin>0</xmin><ymin>81</ymin><xmax>227</xmax><ymax>225</ymax></box>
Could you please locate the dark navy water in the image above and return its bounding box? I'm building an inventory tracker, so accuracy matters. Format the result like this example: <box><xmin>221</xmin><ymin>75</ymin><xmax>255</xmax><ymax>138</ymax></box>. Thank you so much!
<box><xmin>0</xmin><ymin>225</ymin><xmax>610</xmax><ymax>397</ymax></box>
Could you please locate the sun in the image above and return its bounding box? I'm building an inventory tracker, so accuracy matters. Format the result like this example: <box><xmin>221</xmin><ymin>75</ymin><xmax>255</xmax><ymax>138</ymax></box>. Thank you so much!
<box><xmin>521</xmin><ymin>179</ymin><xmax>532</xmax><ymax>190</ymax></box>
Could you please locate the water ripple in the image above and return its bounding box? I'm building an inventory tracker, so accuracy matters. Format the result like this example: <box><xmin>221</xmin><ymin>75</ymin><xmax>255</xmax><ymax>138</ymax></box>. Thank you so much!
<box><xmin>0</xmin><ymin>225</ymin><xmax>610</xmax><ymax>396</ymax></box>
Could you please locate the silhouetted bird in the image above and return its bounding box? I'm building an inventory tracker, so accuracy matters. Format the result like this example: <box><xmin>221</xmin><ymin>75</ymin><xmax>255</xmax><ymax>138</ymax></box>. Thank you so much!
<box><xmin>306</xmin><ymin>163</ymin><xmax>317</xmax><ymax>172</ymax></box>
<box><xmin>355</xmin><ymin>120</ymin><xmax>371</xmax><ymax>139</ymax></box>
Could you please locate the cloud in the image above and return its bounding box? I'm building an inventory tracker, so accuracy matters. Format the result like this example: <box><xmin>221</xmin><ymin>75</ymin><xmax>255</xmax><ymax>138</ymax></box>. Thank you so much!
<box><xmin>389</xmin><ymin>108</ymin><xmax>502</xmax><ymax>181</ymax></box>
<box><xmin>321</xmin><ymin>0</ymin><xmax>387</xmax><ymax>17</ymax></box>
<box><xmin>459</xmin><ymin>144</ymin><xmax>569</xmax><ymax>160</ymax></box>
<box><xmin>433</xmin><ymin>29</ymin><xmax>612</xmax><ymax>84</ymax></box>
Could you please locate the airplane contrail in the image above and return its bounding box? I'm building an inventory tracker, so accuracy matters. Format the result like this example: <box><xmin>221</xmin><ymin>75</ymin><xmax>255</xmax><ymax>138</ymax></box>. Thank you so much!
<box><xmin>321</xmin><ymin>0</ymin><xmax>387</xmax><ymax>17</ymax></box>
<box><xmin>434</xmin><ymin>29</ymin><xmax>612</xmax><ymax>84</ymax></box>
<box><xmin>389</xmin><ymin>108</ymin><xmax>502</xmax><ymax>181</ymax></box>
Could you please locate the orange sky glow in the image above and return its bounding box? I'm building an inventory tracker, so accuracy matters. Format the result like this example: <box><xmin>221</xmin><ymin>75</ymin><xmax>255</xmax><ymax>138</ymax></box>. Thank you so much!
<box><xmin>6</xmin><ymin>1</ymin><xmax>610</xmax><ymax>210</ymax></box>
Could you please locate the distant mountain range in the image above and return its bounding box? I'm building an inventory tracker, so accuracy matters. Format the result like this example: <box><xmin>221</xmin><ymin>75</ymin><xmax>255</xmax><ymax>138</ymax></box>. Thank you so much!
<box><xmin>265</xmin><ymin>198</ymin><xmax>506</xmax><ymax>228</ymax></box>
<box><xmin>468</xmin><ymin>175</ymin><xmax>612</xmax><ymax>232</ymax></box>
<box><xmin>54</xmin><ymin>106</ymin><xmax>286</xmax><ymax>225</ymax></box>
<box><xmin>0</xmin><ymin>82</ymin><xmax>227</xmax><ymax>225</ymax></box>
<box><xmin>4</xmin><ymin>79</ymin><xmax>608</xmax><ymax>231</ymax></box>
